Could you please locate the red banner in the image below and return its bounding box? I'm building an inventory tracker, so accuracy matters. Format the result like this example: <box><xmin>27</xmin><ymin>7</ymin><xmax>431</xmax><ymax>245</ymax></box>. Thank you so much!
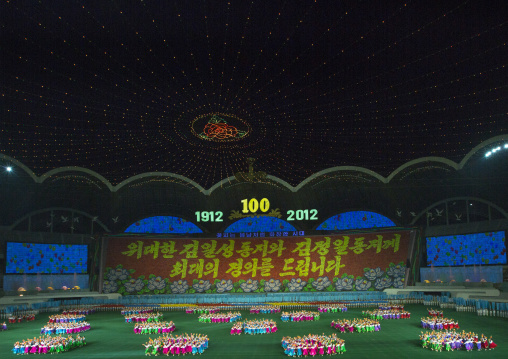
<box><xmin>105</xmin><ymin>231</ymin><xmax>409</xmax><ymax>283</ymax></box>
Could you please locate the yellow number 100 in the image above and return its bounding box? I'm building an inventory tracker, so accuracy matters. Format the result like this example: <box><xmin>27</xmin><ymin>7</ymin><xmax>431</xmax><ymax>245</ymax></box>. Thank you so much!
<box><xmin>241</xmin><ymin>198</ymin><xmax>270</xmax><ymax>214</ymax></box>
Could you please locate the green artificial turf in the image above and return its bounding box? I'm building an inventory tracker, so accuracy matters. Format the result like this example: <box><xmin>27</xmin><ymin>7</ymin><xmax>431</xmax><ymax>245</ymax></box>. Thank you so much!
<box><xmin>0</xmin><ymin>305</ymin><xmax>507</xmax><ymax>358</ymax></box>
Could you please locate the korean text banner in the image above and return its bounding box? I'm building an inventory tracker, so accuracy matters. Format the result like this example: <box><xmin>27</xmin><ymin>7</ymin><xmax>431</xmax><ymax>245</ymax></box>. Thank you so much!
<box><xmin>104</xmin><ymin>231</ymin><xmax>410</xmax><ymax>295</ymax></box>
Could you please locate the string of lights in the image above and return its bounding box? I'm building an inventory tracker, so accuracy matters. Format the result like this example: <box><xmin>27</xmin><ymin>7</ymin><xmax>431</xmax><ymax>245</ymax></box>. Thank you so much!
<box><xmin>1</xmin><ymin>1</ymin><xmax>507</xmax><ymax>187</ymax></box>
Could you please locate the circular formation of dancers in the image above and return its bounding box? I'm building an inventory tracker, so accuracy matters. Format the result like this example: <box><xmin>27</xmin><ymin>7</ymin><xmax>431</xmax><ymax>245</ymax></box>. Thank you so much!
<box><xmin>421</xmin><ymin>317</ymin><xmax>459</xmax><ymax>330</ymax></box>
<box><xmin>198</xmin><ymin>312</ymin><xmax>241</xmax><ymax>323</ymax></box>
<box><xmin>250</xmin><ymin>305</ymin><xmax>281</xmax><ymax>314</ymax></box>
<box><xmin>282</xmin><ymin>334</ymin><xmax>346</xmax><ymax>356</ymax></box>
<box><xmin>230</xmin><ymin>319</ymin><xmax>278</xmax><ymax>335</ymax></box>
<box><xmin>48</xmin><ymin>314</ymin><xmax>86</xmax><ymax>323</ymax></box>
<box><xmin>134</xmin><ymin>321</ymin><xmax>176</xmax><ymax>335</ymax></box>
<box><xmin>125</xmin><ymin>312</ymin><xmax>164</xmax><ymax>323</ymax></box>
<box><xmin>40</xmin><ymin>321</ymin><xmax>91</xmax><ymax>335</ymax></box>
<box><xmin>281</xmin><ymin>311</ymin><xmax>320</xmax><ymax>322</ymax></box>
<box><xmin>11</xmin><ymin>335</ymin><xmax>87</xmax><ymax>355</ymax></box>
<box><xmin>185</xmin><ymin>307</ymin><xmax>219</xmax><ymax>314</ymax></box>
<box><xmin>121</xmin><ymin>307</ymin><xmax>153</xmax><ymax>316</ymax></box>
<box><xmin>318</xmin><ymin>304</ymin><xmax>347</xmax><ymax>313</ymax></box>
<box><xmin>7</xmin><ymin>303</ymin><xmax>502</xmax><ymax>356</ymax></box>
<box><xmin>362</xmin><ymin>309</ymin><xmax>410</xmax><ymax>320</ymax></box>
<box><xmin>420</xmin><ymin>330</ymin><xmax>496</xmax><ymax>351</ymax></box>
<box><xmin>142</xmin><ymin>334</ymin><xmax>208</xmax><ymax>356</ymax></box>
<box><xmin>331</xmin><ymin>318</ymin><xmax>380</xmax><ymax>333</ymax></box>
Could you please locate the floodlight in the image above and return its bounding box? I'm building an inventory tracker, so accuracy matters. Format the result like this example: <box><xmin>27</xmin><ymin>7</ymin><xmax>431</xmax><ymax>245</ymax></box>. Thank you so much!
<box><xmin>6</xmin><ymin>166</ymin><xmax>12</xmax><ymax>172</ymax></box>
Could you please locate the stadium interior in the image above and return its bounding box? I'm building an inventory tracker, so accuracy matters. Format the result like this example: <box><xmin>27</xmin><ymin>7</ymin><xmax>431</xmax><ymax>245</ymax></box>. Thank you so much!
<box><xmin>0</xmin><ymin>1</ymin><xmax>507</xmax><ymax>358</ymax></box>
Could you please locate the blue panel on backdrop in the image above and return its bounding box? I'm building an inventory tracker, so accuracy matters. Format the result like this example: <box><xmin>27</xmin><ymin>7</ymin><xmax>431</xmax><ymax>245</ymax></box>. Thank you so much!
<box><xmin>6</xmin><ymin>243</ymin><xmax>88</xmax><ymax>274</ymax></box>
<box><xmin>426</xmin><ymin>231</ymin><xmax>506</xmax><ymax>266</ymax></box>
<box><xmin>224</xmin><ymin>216</ymin><xmax>297</xmax><ymax>233</ymax></box>
<box><xmin>316</xmin><ymin>211</ymin><xmax>396</xmax><ymax>231</ymax></box>
<box><xmin>125</xmin><ymin>216</ymin><xmax>203</xmax><ymax>234</ymax></box>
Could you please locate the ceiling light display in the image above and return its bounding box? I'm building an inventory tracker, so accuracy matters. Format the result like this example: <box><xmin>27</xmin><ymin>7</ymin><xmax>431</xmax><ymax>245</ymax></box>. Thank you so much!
<box><xmin>1</xmin><ymin>2</ymin><xmax>507</xmax><ymax>187</ymax></box>
<box><xmin>192</xmin><ymin>113</ymin><xmax>250</xmax><ymax>142</ymax></box>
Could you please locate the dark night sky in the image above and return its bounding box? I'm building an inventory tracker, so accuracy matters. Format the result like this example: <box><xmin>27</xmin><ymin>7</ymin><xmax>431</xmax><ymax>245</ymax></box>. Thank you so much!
<box><xmin>1</xmin><ymin>0</ymin><xmax>507</xmax><ymax>187</ymax></box>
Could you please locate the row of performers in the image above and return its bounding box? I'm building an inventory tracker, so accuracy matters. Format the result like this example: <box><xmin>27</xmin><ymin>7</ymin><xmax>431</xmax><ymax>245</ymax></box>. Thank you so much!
<box><xmin>318</xmin><ymin>304</ymin><xmax>347</xmax><ymax>313</ymax></box>
<box><xmin>124</xmin><ymin>312</ymin><xmax>164</xmax><ymax>323</ymax></box>
<box><xmin>282</xmin><ymin>334</ymin><xmax>346</xmax><ymax>356</ymax></box>
<box><xmin>8</xmin><ymin>313</ymin><xmax>36</xmax><ymax>323</ymax></box>
<box><xmin>362</xmin><ymin>309</ymin><xmax>410</xmax><ymax>320</ymax></box>
<box><xmin>134</xmin><ymin>321</ymin><xmax>176</xmax><ymax>334</ymax></box>
<box><xmin>331</xmin><ymin>318</ymin><xmax>381</xmax><ymax>333</ymax></box>
<box><xmin>420</xmin><ymin>330</ymin><xmax>496</xmax><ymax>351</ymax></box>
<box><xmin>421</xmin><ymin>317</ymin><xmax>459</xmax><ymax>330</ymax></box>
<box><xmin>11</xmin><ymin>335</ymin><xmax>87</xmax><ymax>355</ymax></box>
<box><xmin>281</xmin><ymin>311</ymin><xmax>320</xmax><ymax>322</ymax></box>
<box><xmin>61</xmin><ymin>308</ymin><xmax>95</xmax><ymax>316</ymax></box>
<box><xmin>143</xmin><ymin>334</ymin><xmax>208</xmax><ymax>356</ymax></box>
<box><xmin>230</xmin><ymin>319</ymin><xmax>278</xmax><ymax>335</ymax></box>
<box><xmin>185</xmin><ymin>307</ymin><xmax>220</xmax><ymax>314</ymax></box>
<box><xmin>250</xmin><ymin>305</ymin><xmax>281</xmax><ymax>314</ymax></box>
<box><xmin>48</xmin><ymin>314</ymin><xmax>86</xmax><ymax>323</ymax></box>
<box><xmin>198</xmin><ymin>312</ymin><xmax>242</xmax><ymax>323</ymax></box>
<box><xmin>40</xmin><ymin>322</ymin><xmax>91</xmax><ymax>335</ymax></box>
<box><xmin>121</xmin><ymin>307</ymin><xmax>153</xmax><ymax>315</ymax></box>
<box><xmin>427</xmin><ymin>308</ymin><xmax>444</xmax><ymax>317</ymax></box>
<box><xmin>379</xmin><ymin>305</ymin><xmax>404</xmax><ymax>310</ymax></box>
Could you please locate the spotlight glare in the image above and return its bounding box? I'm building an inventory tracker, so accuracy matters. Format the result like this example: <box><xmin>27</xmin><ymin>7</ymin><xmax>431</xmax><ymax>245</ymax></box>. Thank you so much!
<box><xmin>6</xmin><ymin>166</ymin><xmax>12</xmax><ymax>172</ymax></box>
<box><xmin>485</xmin><ymin>152</ymin><xmax>491</xmax><ymax>157</ymax></box>
<box><xmin>504</xmin><ymin>144</ymin><xmax>508</xmax><ymax>149</ymax></box>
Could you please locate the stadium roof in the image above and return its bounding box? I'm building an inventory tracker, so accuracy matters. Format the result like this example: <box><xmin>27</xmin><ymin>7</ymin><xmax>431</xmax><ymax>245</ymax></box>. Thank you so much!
<box><xmin>1</xmin><ymin>1</ymin><xmax>507</xmax><ymax>188</ymax></box>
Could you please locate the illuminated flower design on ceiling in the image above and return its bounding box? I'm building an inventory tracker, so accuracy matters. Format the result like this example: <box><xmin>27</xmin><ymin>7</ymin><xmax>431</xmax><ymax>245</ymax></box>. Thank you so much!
<box><xmin>198</xmin><ymin>114</ymin><xmax>247</xmax><ymax>141</ymax></box>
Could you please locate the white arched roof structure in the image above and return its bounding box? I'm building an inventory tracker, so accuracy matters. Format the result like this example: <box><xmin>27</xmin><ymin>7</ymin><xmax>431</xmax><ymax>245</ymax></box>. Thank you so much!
<box><xmin>1</xmin><ymin>134</ymin><xmax>506</xmax><ymax>195</ymax></box>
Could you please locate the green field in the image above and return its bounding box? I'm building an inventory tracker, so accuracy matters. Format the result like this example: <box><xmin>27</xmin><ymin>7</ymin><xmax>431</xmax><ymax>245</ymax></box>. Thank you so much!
<box><xmin>1</xmin><ymin>305</ymin><xmax>506</xmax><ymax>358</ymax></box>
